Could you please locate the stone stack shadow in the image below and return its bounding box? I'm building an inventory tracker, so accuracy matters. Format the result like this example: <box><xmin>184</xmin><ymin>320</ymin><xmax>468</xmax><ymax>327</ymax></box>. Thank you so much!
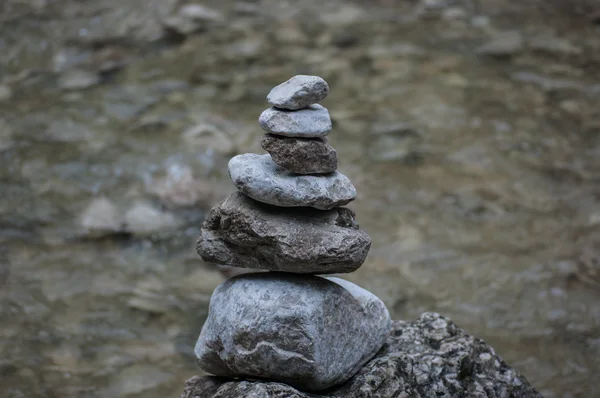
<box><xmin>194</xmin><ymin>75</ymin><xmax>392</xmax><ymax>392</ymax></box>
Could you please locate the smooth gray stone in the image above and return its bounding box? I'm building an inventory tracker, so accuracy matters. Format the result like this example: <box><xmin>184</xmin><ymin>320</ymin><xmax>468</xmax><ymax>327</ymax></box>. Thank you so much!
<box><xmin>197</xmin><ymin>192</ymin><xmax>370</xmax><ymax>274</ymax></box>
<box><xmin>194</xmin><ymin>273</ymin><xmax>392</xmax><ymax>392</ymax></box>
<box><xmin>228</xmin><ymin>153</ymin><xmax>355</xmax><ymax>210</ymax></box>
<box><xmin>261</xmin><ymin>134</ymin><xmax>338</xmax><ymax>174</ymax></box>
<box><xmin>258</xmin><ymin>104</ymin><xmax>332</xmax><ymax>138</ymax></box>
<box><xmin>184</xmin><ymin>312</ymin><xmax>543</xmax><ymax>398</ymax></box>
<box><xmin>266</xmin><ymin>75</ymin><xmax>329</xmax><ymax>110</ymax></box>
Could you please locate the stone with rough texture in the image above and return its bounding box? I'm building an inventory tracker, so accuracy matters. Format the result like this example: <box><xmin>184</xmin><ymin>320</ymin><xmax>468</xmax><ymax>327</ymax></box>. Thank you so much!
<box><xmin>258</xmin><ymin>104</ymin><xmax>332</xmax><ymax>138</ymax></box>
<box><xmin>183</xmin><ymin>312</ymin><xmax>542</xmax><ymax>398</ymax></box>
<box><xmin>228</xmin><ymin>153</ymin><xmax>355</xmax><ymax>210</ymax></box>
<box><xmin>267</xmin><ymin>75</ymin><xmax>329</xmax><ymax>110</ymax></box>
<box><xmin>261</xmin><ymin>134</ymin><xmax>338</xmax><ymax>174</ymax></box>
<box><xmin>194</xmin><ymin>273</ymin><xmax>391</xmax><ymax>392</ymax></box>
<box><xmin>197</xmin><ymin>191</ymin><xmax>370</xmax><ymax>273</ymax></box>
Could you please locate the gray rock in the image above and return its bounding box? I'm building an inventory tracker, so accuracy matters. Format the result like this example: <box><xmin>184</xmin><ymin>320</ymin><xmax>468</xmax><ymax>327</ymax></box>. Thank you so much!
<box><xmin>197</xmin><ymin>191</ymin><xmax>370</xmax><ymax>274</ymax></box>
<box><xmin>266</xmin><ymin>75</ymin><xmax>329</xmax><ymax>110</ymax></box>
<box><xmin>57</xmin><ymin>69</ymin><xmax>100</xmax><ymax>91</ymax></box>
<box><xmin>475</xmin><ymin>32</ymin><xmax>523</xmax><ymax>57</ymax></box>
<box><xmin>163</xmin><ymin>4</ymin><xmax>223</xmax><ymax>35</ymax></box>
<box><xmin>194</xmin><ymin>273</ymin><xmax>391</xmax><ymax>392</ymax></box>
<box><xmin>228</xmin><ymin>154</ymin><xmax>355</xmax><ymax>210</ymax></box>
<box><xmin>183</xmin><ymin>312</ymin><xmax>543</xmax><ymax>398</ymax></box>
<box><xmin>260</xmin><ymin>134</ymin><xmax>338</xmax><ymax>174</ymax></box>
<box><xmin>258</xmin><ymin>105</ymin><xmax>332</xmax><ymax>138</ymax></box>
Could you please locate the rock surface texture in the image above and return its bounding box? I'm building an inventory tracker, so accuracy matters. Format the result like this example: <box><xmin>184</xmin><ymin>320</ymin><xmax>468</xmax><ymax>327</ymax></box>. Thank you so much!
<box><xmin>184</xmin><ymin>312</ymin><xmax>542</xmax><ymax>398</ymax></box>
<box><xmin>228</xmin><ymin>153</ymin><xmax>356</xmax><ymax>210</ymax></box>
<box><xmin>194</xmin><ymin>272</ymin><xmax>392</xmax><ymax>392</ymax></box>
<box><xmin>267</xmin><ymin>75</ymin><xmax>329</xmax><ymax>110</ymax></box>
<box><xmin>197</xmin><ymin>192</ymin><xmax>370</xmax><ymax>273</ymax></box>
<box><xmin>261</xmin><ymin>134</ymin><xmax>338</xmax><ymax>174</ymax></box>
<box><xmin>258</xmin><ymin>104</ymin><xmax>332</xmax><ymax>137</ymax></box>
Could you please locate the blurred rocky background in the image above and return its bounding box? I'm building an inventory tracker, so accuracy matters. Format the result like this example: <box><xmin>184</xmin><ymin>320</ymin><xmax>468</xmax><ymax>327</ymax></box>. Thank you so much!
<box><xmin>1</xmin><ymin>0</ymin><xmax>599</xmax><ymax>397</ymax></box>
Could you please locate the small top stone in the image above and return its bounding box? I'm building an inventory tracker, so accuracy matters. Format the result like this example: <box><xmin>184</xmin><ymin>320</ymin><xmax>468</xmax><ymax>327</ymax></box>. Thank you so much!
<box><xmin>267</xmin><ymin>75</ymin><xmax>329</xmax><ymax>110</ymax></box>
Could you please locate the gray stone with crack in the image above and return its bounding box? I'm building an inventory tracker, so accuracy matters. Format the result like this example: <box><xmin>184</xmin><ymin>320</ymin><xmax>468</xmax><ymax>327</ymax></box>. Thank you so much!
<box><xmin>196</xmin><ymin>191</ymin><xmax>370</xmax><ymax>274</ymax></box>
<box><xmin>194</xmin><ymin>272</ymin><xmax>392</xmax><ymax>392</ymax></box>
<box><xmin>228</xmin><ymin>153</ymin><xmax>355</xmax><ymax>210</ymax></box>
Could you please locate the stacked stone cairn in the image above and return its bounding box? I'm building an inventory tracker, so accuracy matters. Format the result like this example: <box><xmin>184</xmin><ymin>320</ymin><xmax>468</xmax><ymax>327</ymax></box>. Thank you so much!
<box><xmin>194</xmin><ymin>76</ymin><xmax>392</xmax><ymax>392</ymax></box>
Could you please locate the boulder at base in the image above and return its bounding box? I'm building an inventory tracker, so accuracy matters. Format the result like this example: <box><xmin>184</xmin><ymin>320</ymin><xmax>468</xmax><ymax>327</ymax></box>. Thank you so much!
<box><xmin>182</xmin><ymin>312</ymin><xmax>542</xmax><ymax>398</ymax></box>
<box><xmin>194</xmin><ymin>273</ymin><xmax>392</xmax><ymax>392</ymax></box>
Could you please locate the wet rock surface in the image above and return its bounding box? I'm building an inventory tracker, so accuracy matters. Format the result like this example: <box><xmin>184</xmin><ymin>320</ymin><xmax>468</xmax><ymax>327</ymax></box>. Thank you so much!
<box><xmin>194</xmin><ymin>272</ymin><xmax>392</xmax><ymax>392</ymax></box>
<box><xmin>258</xmin><ymin>105</ymin><xmax>332</xmax><ymax>138</ymax></box>
<box><xmin>228</xmin><ymin>154</ymin><xmax>356</xmax><ymax>210</ymax></box>
<box><xmin>267</xmin><ymin>75</ymin><xmax>329</xmax><ymax>110</ymax></box>
<box><xmin>196</xmin><ymin>192</ymin><xmax>371</xmax><ymax>274</ymax></box>
<box><xmin>261</xmin><ymin>134</ymin><xmax>338</xmax><ymax>174</ymax></box>
<box><xmin>184</xmin><ymin>312</ymin><xmax>542</xmax><ymax>398</ymax></box>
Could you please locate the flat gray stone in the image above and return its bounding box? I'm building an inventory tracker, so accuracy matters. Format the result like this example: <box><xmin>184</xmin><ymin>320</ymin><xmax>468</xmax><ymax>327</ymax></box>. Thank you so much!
<box><xmin>184</xmin><ymin>312</ymin><xmax>543</xmax><ymax>398</ymax></box>
<box><xmin>228</xmin><ymin>154</ymin><xmax>355</xmax><ymax>210</ymax></box>
<box><xmin>261</xmin><ymin>134</ymin><xmax>338</xmax><ymax>174</ymax></box>
<box><xmin>266</xmin><ymin>75</ymin><xmax>329</xmax><ymax>110</ymax></box>
<box><xmin>258</xmin><ymin>104</ymin><xmax>332</xmax><ymax>138</ymax></box>
<box><xmin>194</xmin><ymin>273</ymin><xmax>392</xmax><ymax>392</ymax></box>
<box><xmin>197</xmin><ymin>191</ymin><xmax>370</xmax><ymax>273</ymax></box>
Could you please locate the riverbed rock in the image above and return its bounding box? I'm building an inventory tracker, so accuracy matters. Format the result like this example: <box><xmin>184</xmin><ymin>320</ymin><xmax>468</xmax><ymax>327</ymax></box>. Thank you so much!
<box><xmin>183</xmin><ymin>312</ymin><xmax>543</xmax><ymax>398</ymax></box>
<box><xmin>258</xmin><ymin>104</ymin><xmax>332</xmax><ymax>138</ymax></box>
<box><xmin>266</xmin><ymin>75</ymin><xmax>329</xmax><ymax>110</ymax></box>
<box><xmin>260</xmin><ymin>134</ymin><xmax>338</xmax><ymax>174</ymax></box>
<box><xmin>197</xmin><ymin>191</ymin><xmax>370</xmax><ymax>273</ymax></box>
<box><xmin>228</xmin><ymin>153</ymin><xmax>355</xmax><ymax>210</ymax></box>
<box><xmin>194</xmin><ymin>272</ymin><xmax>391</xmax><ymax>392</ymax></box>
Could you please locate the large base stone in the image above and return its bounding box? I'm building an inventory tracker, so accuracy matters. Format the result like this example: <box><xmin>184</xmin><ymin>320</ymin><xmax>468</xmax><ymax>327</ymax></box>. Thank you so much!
<box><xmin>194</xmin><ymin>273</ymin><xmax>392</xmax><ymax>392</ymax></box>
<box><xmin>183</xmin><ymin>312</ymin><xmax>542</xmax><ymax>398</ymax></box>
<box><xmin>197</xmin><ymin>192</ymin><xmax>371</xmax><ymax>274</ymax></box>
<box><xmin>228</xmin><ymin>153</ymin><xmax>355</xmax><ymax>210</ymax></box>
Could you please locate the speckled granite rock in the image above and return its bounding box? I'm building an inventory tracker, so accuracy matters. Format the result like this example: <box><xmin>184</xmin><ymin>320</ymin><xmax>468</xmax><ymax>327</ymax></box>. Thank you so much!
<box><xmin>258</xmin><ymin>104</ymin><xmax>332</xmax><ymax>138</ymax></box>
<box><xmin>194</xmin><ymin>273</ymin><xmax>392</xmax><ymax>392</ymax></box>
<box><xmin>267</xmin><ymin>75</ymin><xmax>329</xmax><ymax>110</ymax></box>
<box><xmin>197</xmin><ymin>192</ymin><xmax>370</xmax><ymax>274</ymax></box>
<box><xmin>261</xmin><ymin>134</ymin><xmax>338</xmax><ymax>174</ymax></box>
<box><xmin>228</xmin><ymin>153</ymin><xmax>355</xmax><ymax>210</ymax></box>
<box><xmin>182</xmin><ymin>312</ymin><xmax>542</xmax><ymax>398</ymax></box>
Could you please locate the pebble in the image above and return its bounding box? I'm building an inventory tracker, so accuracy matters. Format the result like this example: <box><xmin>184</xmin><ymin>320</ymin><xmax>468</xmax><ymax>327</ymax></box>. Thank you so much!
<box><xmin>260</xmin><ymin>134</ymin><xmax>338</xmax><ymax>174</ymax></box>
<box><xmin>267</xmin><ymin>75</ymin><xmax>329</xmax><ymax>110</ymax></box>
<box><xmin>163</xmin><ymin>4</ymin><xmax>223</xmax><ymax>35</ymax></box>
<box><xmin>79</xmin><ymin>197</ymin><xmax>122</xmax><ymax>237</ymax></box>
<box><xmin>258</xmin><ymin>104</ymin><xmax>332</xmax><ymax>138</ymax></box>
<box><xmin>228</xmin><ymin>153</ymin><xmax>356</xmax><ymax>210</ymax></box>
<box><xmin>197</xmin><ymin>192</ymin><xmax>371</xmax><ymax>274</ymax></box>
<box><xmin>57</xmin><ymin>69</ymin><xmax>100</xmax><ymax>90</ymax></box>
<box><xmin>475</xmin><ymin>32</ymin><xmax>523</xmax><ymax>56</ymax></box>
<box><xmin>195</xmin><ymin>272</ymin><xmax>391</xmax><ymax>392</ymax></box>
<box><xmin>0</xmin><ymin>85</ymin><xmax>13</xmax><ymax>101</ymax></box>
<box><xmin>124</xmin><ymin>201</ymin><xmax>183</xmax><ymax>236</ymax></box>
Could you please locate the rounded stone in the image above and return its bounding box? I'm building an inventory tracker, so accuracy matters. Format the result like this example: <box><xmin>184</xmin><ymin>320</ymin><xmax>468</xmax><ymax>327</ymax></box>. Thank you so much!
<box><xmin>228</xmin><ymin>153</ymin><xmax>355</xmax><ymax>210</ymax></box>
<box><xmin>260</xmin><ymin>134</ymin><xmax>338</xmax><ymax>174</ymax></box>
<box><xmin>258</xmin><ymin>104</ymin><xmax>332</xmax><ymax>138</ymax></box>
<box><xmin>194</xmin><ymin>272</ymin><xmax>392</xmax><ymax>392</ymax></box>
<box><xmin>266</xmin><ymin>75</ymin><xmax>329</xmax><ymax>110</ymax></box>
